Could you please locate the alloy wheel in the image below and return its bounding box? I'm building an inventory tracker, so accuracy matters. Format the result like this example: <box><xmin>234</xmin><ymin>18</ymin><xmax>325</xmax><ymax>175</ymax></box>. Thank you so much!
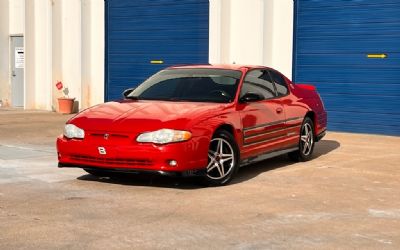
<box><xmin>207</xmin><ymin>138</ymin><xmax>235</xmax><ymax>180</ymax></box>
<box><xmin>301</xmin><ymin>123</ymin><xmax>314</xmax><ymax>156</ymax></box>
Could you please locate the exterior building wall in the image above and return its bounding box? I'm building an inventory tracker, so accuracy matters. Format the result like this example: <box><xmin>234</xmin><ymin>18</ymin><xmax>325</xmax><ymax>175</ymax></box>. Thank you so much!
<box><xmin>9</xmin><ymin>0</ymin><xmax>24</xmax><ymax>35</ymax></box>
<box><xmin>81</xmin><ymin>0</ymin><xmax>105</xmax><ymax>108</ymax></box>
<box><xmin>0</xmin><ymin>0</ymin><xmax>292</xmax><ymax>110</ymax></box>
<box><xmin>0</xmin><ymin>0</ymin><xmax>10</xmax><ymax>107</ymax></box>
<box><xmin>58</xmin><ymin>0</ymin><xmax>82</xmax><ymax>110</ymax></box>
<box><xmin>0</xmin><ymin>0</ymin><xmax>105</xmax><ymax>110</ymax></box>
<box><xmin>210</xmin><ymin>0</ymin><xmax>294</xmax><ymax>79</ymax></box>
<box><xmin>25</xmin><ymin>0</ymin><xmax>52</xmax><ymax>110</ymax></box>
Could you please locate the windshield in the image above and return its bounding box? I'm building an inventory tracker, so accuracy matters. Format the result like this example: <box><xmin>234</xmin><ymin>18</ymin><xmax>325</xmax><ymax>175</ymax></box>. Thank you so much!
<box><xmin>128</xmin><ymin>69</ymin><xmax>242</xmax><ymax>103</ymax></box>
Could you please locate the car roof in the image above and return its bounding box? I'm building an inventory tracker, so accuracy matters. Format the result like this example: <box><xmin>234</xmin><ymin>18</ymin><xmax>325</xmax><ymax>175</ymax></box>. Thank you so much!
<box><xmin>168</xmin><ymin>64</ymin><xmax>269</xmax><ymax>72</ymax></box>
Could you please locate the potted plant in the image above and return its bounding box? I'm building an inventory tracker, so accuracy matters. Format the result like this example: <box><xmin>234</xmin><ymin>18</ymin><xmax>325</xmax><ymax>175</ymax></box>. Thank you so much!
<box><xmin>56</xmin><ymin>81</ymin><xmax>75</xmax><ymax>114</ymax></box>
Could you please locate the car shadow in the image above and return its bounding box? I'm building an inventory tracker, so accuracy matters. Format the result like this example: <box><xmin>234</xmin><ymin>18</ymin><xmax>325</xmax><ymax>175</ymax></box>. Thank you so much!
<box><xmin>232</xmin><ymin>139</ymin><xmax>341</xmax><ymax>184</ymax></box>
<box><xmin>77</xmin><ymin>172</ymin><xmax>203</xmax><ymax>190</ymax></box>
<box><xmin>77</xmin><ymin>139</ymin><xmax>340</xmax><ymax>188</ymax></box>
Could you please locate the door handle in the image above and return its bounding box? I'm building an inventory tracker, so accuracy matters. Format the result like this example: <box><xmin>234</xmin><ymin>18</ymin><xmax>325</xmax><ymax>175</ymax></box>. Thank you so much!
<box><xmin>12</xmin><ymin>70</ymin><xmax>16</xmax><ymax>77</ymax></box>
<box><xmin>276</xmin><ymin>107</ymin><xmax>283</xmax><ymax>114</ymax></box>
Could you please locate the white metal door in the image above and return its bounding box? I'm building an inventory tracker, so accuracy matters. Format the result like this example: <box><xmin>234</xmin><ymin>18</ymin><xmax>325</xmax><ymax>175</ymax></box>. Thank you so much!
<box><xmin>11</xmin><ymin>36</ymin><xmax>24</xmax><ymax>107</ymax></box>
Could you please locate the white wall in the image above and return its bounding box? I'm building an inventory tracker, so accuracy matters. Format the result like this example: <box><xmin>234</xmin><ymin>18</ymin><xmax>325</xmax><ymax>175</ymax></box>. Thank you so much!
<box><xmin>0</xmin><ymin>0</ymin><xmax>25</xmax><ymax>107</ymax></box>
<box><xmin>9</xmin><ymin>0</ymin><xmax>24</xmax><ymax>35</ymax></box>
<box><xmin>82</xmin><ymin>0</ymin><xmax>105</xmax><ymax>108</ymax></box>
<box><xmin>0</xmin><ymin>0</ymin><xmax>10</xmax><ymax>106</ymax></box>
<box><xmin>25</xmin><ymin>0</ymin><xmax>52</xmax><ymax>110</ymax></box>
<box><xmin>267</xmin><ymin>0</ymin><xmax>294</xmax><ymax>78</ymax></box>
<box><xmin>26</xmin><ymin>0</ymin><xmax>104</xmax><ymax>111</ymax></box>
<box><xmin>59</xmin><ymin>0</ymin><xmax>82</xmax><ymax>110</ymax></box>
<box><xmin>210</xmin><ymin>0</ymin><xmax>294</xmax><ymax>79</ymax></box>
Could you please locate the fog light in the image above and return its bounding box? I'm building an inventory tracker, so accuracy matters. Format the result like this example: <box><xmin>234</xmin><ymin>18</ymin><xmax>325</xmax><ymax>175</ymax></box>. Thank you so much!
<box><xmin>168</xmin><ymin>160</ymin><xmax>177</xmax><ymax>167</ymax></box>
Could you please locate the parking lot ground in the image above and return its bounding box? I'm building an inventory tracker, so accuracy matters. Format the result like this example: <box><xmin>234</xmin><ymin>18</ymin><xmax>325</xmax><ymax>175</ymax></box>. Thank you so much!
<box><xmin>1</xmin><ymin>109</ymin><xmax>400</xmax><ymax>249</ymax></box>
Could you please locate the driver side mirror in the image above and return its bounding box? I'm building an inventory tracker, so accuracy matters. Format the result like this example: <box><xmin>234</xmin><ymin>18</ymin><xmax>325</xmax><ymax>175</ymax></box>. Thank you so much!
<box><xmin>122</xmin><ymin>88</ymin><xmax>135</xmax><ymax>98</ymax></box>
<box><xmin>239</xmin><ymin>92</ymin><xmax>263</xmax><ymax>103</ymax></box>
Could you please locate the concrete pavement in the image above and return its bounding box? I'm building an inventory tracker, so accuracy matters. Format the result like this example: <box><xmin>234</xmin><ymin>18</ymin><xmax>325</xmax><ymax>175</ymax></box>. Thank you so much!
<box><xmin>0</xmin><ymin>109</ymin><xmax>399</xmax><ymax>249</ymax></box>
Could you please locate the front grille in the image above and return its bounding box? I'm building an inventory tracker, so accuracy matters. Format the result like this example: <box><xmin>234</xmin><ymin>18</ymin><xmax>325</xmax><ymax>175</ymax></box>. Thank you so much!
<box><xmin>90</xmin><ymin>133</ymin><xmax>129</xmax><ymax>139</ymax></box>
<box><xmin>69</xmin><ymin>154</ymin><xmax>153</xmax><ymax>166</ymax></box>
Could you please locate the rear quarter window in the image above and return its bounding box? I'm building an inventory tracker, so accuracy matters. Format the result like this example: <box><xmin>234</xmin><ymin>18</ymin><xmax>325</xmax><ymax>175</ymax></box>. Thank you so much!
<box><xmin>270</xmin><ymin>70</ymin><xmax>289</xmax><ymax>96</ymax></box>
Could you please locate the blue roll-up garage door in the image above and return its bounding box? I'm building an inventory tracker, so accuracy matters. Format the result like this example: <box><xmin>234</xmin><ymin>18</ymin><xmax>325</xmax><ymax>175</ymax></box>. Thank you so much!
<box><xmin>105</xmin><ymin>0</ymin><xmax>209</xmax><ymax>101</ymax></box>
<box><xmin>293</xmin><ymin>0</ymin><xmax>400</xmax><ymax>136</ymax></box>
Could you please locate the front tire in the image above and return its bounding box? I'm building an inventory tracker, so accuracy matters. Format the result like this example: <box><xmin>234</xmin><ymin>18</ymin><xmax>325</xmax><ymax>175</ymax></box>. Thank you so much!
<box><xmin>288</xmin><ymin>117</ymin><xmax>315</xmax><ymax>162</ymax></box>
<box><xmin>202</xmin><ymin>130</ymin><xmax>239</xmax><ymax>186</ymax></box>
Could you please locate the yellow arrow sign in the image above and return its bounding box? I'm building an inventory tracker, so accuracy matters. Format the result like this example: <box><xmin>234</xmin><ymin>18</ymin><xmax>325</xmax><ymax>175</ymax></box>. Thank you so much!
<box><xmin>150</xmin><ymin>60</ymin><xmax>164</xmax><ymax>64</ymax></box>
<box><xmin>367</xmin><ymin>54</ymin><xmax>388</xmax><ymax>59</ymax></box>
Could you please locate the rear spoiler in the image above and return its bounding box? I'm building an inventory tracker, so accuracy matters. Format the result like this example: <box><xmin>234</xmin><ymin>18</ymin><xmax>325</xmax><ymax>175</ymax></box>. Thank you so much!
<box><xmin>296</xmin><ymin>83</ymin><xmax>316</xmax><ymax>91</ymax></box>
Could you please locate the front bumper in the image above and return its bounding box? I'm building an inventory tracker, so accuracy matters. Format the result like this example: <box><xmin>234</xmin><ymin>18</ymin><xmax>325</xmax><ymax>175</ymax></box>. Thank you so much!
<box><xmin>58</xmin><ymin>162</ymin><xmax>206</xmax><ymax>177</ymax></box>
<box><xmin>56</xmin><ymin>135</ymin><xmax>208</xmax><ymax>175</ymax></box>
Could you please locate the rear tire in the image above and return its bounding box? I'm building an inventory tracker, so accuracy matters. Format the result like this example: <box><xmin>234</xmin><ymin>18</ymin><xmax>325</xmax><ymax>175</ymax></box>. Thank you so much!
<box><xmin>288</xmin><ymin>117</ymin><xmax>315</xmax><ymax>162</ymax></box>
<box><xmin>201</xmin><ymin>130</ymin><xmax>239</xmax><ymax>186</ymax></box>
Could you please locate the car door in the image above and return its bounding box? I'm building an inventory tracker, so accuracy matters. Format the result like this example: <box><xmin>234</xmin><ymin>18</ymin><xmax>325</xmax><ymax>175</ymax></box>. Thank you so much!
<box><xmin>269</xmin><ymin>70</ymin><xmax>304</xmax><ymax>147</ymax></box>
<box><xmin>237</xmin><ymin>69</ymin><xmax>287</xmax><ymax>159</ymax></box>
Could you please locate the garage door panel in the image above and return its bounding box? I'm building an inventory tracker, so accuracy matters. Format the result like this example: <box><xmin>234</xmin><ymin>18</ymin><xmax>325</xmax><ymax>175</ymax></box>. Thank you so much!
<box><xmin>298</xmin><ymin>0</ymin><xmax>400</xmax><ymax>9</ymax></box>
<box><xmin>298</xmin><ymin>9</ymin><xmax>400</xmax><ymax>26</ymax></box>
<box><xmin>294</xmin><ymin>0</ymin><xmax>400</xmax><ymax>135</ymax></box>
<box><xmin>329</xmin><ymin>122</ymin><xmax>400</xmax><ymax>135</ymax></box>
<box><xmin>323</xmin><ymin>95</ymin><xmax>400</xmax><ymax>115</ymax></box>
<box><xmin>108</xmin><ymin>54</ymin><xmax>206</xmax><ymax>64</ymax></box>
<box><xmin>297</xmin><ymin>22</ymin><xmax>400</xmax><ymax>37</ymax></box>
<box><xmin>315</xmin><ymin>83</ymin><xmax>400</xmax><ymax>97</ymax></box>
<box><xmin>297</xmin><ymin>37</ymin><xmax>400</xmax><ymax>54</ymax></box>
<box><xmin>108</xmin><ymin>40</ymin><xmax>208</xmax><ymax>52</ymax></box>
<box><xmin>109</xmin><ymin>28</ymin><xmax>209</xmax><ymax>40</ymax></box>
<box><xmin>295</xmin><ymin>67</ymin><xmax>400</xmax><ymax>84</ymax></box>
<box><xmin>111</xmin><ymin>10</ymin><xmax>207</xmax><ymax>19</ymax></box>
<box><xmin>109</xmin><ymin>15</ymin><xmax>209</xmax><ymax>29</ymax></box>
<box><xmin>105</xmin><ymin>0</ymin><xmax>209</xmax><ymax>101</ymax></box>
<box><xmin>296</xmin><ymin>53</ymin><xmax>400</xmax><ymax>67</ymax></box>
<box><xmin>109</xmin><ymin>0</ymin><xmax>201</xmax><ymax>8</ymax></box>
<box><xmin>329</xmin><ymin>111</ymin><xmax>400</xmax><ymax>127</ymax></box>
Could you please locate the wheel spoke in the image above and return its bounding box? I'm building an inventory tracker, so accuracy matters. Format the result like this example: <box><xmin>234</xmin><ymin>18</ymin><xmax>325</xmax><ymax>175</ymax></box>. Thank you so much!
<box><xmin>302</xmin><ymin>142</ymin><xmax>309</xmax><ymax>154</ymax></box>
<box><xmin>207</xmin><ymin>154</ymin><xmax>217</xmax><ymax>169</ymax></box>
<box><xmin>301</xmin><ymin>135</ymin><xmax>308</xmax><ymax>142</ymax></box>
<box><xmin>218</xmin><ymin>139</ymin><xmax>224</xmax><ymax>155</ymax></box>
<box><xmin>221</xmin><ymin>157</ymin><xmax>233</xmax><ymax>164</ymax></box>
<box><xmin>216</xmin><ymin>163</ymin><xmax>224</xmax><ymax>177</ymax></box>
<box><xmin>207</xmin><ymin>163</ymin><xmax>218</xmax><ymax>173</ymax></box>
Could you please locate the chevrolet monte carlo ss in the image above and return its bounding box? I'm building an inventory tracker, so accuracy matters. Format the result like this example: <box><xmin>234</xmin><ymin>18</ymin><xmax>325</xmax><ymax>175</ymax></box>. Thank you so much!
<box><xmin>57</xmin><ymin>65</ymin><xmax>327</xmax><ymax>186</ymax></box>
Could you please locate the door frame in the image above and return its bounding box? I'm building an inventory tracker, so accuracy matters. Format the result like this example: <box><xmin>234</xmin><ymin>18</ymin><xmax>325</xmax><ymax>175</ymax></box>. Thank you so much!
<box><xmin>10</xmin><ymin>34</ymin><xmax>25</xmax><ymax>108</ymax></box>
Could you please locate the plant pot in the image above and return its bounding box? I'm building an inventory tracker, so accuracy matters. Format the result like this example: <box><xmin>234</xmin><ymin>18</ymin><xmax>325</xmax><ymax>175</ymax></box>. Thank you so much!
<box><xmin>58</xmin><ymin>97</ymin><xmax>75</xmax><ymax>114</ymax></box>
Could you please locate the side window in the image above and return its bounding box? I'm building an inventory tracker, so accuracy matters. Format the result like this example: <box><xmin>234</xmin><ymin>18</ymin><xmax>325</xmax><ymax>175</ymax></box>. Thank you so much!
<box><xmin>270</xmin><ymin>70</ymin><xmax>289</xmax><ymax>96</ymax></box>
<box><xmin>240</xmin><ymin>70</ymin><xmax>276</xmax><ymax>99</ymax></box>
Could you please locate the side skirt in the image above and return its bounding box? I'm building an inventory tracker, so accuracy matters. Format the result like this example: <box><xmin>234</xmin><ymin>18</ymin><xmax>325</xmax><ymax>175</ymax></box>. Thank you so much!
<box><xmin>316</xmin><ymin>130</ymin><xmax>326</xmax><ymax>142</ymax></box>
<box><xmin>239</xmin><ymin>147</ymin><xmax>299</xmax><ymax>167</ymax></box>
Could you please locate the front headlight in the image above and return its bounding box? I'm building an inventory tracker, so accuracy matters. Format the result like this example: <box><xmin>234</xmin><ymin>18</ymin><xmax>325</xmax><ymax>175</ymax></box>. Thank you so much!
<box><xmin>63</xmin><ymin>124</ymin><xmax>85</xmax><ymax>139</ymax></box>
<box><xmin>137</xmin><ymin>129</ymin><xmax>191</xmax><ymax>144</ymax></box>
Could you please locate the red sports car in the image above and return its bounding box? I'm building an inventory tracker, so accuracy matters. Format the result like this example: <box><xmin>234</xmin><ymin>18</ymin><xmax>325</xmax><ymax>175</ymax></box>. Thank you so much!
<box><xmin>57</xmin><ymin>65</ymin><xmax>327</xmax><ymax>186</ymax></box>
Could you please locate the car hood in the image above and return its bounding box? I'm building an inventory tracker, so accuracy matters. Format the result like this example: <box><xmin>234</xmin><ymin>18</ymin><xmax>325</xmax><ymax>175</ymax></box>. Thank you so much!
<box><xmin>69</xmin><ymin>100</ymin><xmax>230</xmax><ymax>133</ymax></box>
